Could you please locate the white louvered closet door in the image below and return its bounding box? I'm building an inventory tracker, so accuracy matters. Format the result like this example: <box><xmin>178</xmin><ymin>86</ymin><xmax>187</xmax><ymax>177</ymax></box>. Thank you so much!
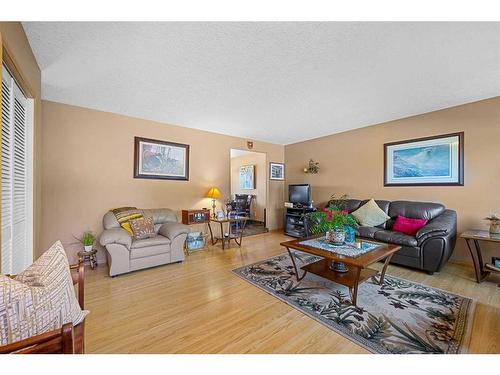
<box><xmin>1</xmin><ymin>65</ymin><xmax>33</xmax><ymax>274</ymax></box>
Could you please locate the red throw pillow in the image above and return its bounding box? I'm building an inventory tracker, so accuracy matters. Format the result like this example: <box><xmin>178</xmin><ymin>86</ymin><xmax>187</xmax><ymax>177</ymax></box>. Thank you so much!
<box><xmin>392</xmin><ymin>215</ymin><xmax>428</xmax><ymax>236</ymax></box>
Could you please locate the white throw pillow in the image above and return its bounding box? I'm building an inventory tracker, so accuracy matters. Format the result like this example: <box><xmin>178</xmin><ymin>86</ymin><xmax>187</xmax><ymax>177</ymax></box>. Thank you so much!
<box><xmin>0</xmin><ymin>240</ymin><xmax>88</xmax><ymax>345</ymax></box>
<box><xmin>351</xmin><ymin>199</ymin><xmax>390</xmax><ymax>227</ymax></box>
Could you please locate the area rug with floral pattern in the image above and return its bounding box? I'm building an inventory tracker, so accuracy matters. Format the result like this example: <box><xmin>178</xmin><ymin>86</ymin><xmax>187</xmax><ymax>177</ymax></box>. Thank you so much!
<box><xmin>232</xmin><ymin>252</ymin><xmax>475</xmax><ymax>354</ymax></box>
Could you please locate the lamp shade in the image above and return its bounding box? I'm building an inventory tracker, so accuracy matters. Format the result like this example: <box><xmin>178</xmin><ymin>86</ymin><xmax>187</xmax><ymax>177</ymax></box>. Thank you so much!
<box><xmin>205</xmin><ymin>187</ymin><xmax>221</xmax><ymax>199</ymax></box>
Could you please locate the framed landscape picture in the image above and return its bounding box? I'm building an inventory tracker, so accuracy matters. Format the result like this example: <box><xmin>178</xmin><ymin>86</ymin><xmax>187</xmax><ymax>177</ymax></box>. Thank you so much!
<box><xmin>134</xmin><ymin>137</ymin><xmax>189</xmax><ymax>180</ymax></box>
<box><xmin>384</xmin><ymin>132</ymin><xmax>464</xmax><ymax>186</ymax></box>
<box><xmin>239</xmin><ymin>165</ymin><xmax>255</xmax><ymax>189</ymax></box>
<box><xmin>269</xmin><ymin>162</ymin><xmax>285</xmax><ymax>180</ymax></box>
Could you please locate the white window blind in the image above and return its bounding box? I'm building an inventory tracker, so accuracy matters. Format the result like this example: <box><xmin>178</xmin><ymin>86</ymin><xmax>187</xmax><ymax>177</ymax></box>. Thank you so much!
<box><xmin>1</xmin><ymin>65</ymin><xmax>33</xmax><ymax>274</ymax></box>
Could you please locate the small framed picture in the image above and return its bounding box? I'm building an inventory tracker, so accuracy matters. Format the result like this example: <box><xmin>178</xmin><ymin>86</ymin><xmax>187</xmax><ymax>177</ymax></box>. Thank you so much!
<box><xmin>239</xmin><ymin>165</ymin><xmax>255</xmax><ymax>189</ymax></box>
<box><xmin>269</xmin><ymin>162</ymin><xmax>285</xmax><ymax>180</ymax></box>
<box><xmin>493</xmin><ymin>257</ymin><xmax>500</xmax><ymax>268</ymax></box>
<box><xmin>216</xmin><ymin>211</ymin><xmax>226</xmax><ymax>220</ymax></box>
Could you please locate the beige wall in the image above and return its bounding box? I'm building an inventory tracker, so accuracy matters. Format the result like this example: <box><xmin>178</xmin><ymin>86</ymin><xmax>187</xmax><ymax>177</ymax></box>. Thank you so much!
<box><xmin>0</xmin><ymin>22</ymin><xmax>42</xmax><ymax>264</ymax></box>
<box><xmin>41</xmin><ymin>101</ymin><xmax>284</xmax><ymax>263</ymax></box>
<box><xmin>230</xmin><ymin>152</ymin><xmax>267</xmax><ymax>222</ymax></box>
<box><xmin>285</xmin><ymin>97</ymin><xmax>500</xmax><ymax>264</ymax></box>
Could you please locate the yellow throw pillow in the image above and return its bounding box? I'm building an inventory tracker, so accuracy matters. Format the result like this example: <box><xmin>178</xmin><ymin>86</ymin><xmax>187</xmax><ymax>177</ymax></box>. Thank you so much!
<box><xmin>351</xmin><ymin>199</ymin><xmax>390</xmax><ymax>227</ymax></box>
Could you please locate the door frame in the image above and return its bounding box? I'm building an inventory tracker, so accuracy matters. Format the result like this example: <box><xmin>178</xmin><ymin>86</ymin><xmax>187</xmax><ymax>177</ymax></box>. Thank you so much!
<box><xmin>229</xmin><ymin>148</ymin><xmax>268</xmax><ymax>227</ymax></box>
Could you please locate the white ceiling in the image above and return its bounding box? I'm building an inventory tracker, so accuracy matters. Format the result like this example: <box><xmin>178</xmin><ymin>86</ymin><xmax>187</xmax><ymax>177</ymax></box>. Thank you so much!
<box><xmin>23</xmin><ymin>22</ymin><xmax>500</xmax><ymax>145</ymax></box>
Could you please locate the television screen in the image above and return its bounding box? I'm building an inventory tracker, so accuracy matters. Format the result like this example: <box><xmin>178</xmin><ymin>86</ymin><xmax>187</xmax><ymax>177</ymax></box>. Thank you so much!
<box><xmin>288</xmin><ymin>184</ymin><xmax>311</xmax><ymax>205</ymax></box>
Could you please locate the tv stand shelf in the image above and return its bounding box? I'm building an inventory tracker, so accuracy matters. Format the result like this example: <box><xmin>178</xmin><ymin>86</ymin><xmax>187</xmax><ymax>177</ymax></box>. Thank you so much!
<box><xmin>284</xmin><ymin>206</ymin><xmax>316</xmax><ymax>238</ymax></box>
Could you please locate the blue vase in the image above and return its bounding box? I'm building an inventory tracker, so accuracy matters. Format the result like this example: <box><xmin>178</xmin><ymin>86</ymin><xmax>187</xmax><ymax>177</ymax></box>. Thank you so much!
<box><xmin>344</xmin><ymin>225</ymin><xmax>356</xmax><ymax>244</ymax></box>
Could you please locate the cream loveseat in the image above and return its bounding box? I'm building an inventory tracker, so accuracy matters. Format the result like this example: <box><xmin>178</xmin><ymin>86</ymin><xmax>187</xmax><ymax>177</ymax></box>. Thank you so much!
<box><xmin>99</xmin><ymin>209</ymin><xmax>190</xmax><ymax>276</ymax></box>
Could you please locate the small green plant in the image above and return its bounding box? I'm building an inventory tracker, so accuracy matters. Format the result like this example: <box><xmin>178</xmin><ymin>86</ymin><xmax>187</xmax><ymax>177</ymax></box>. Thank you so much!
<box><xmin>79</xmin><ymin>231</ymin><xmax>95</xmax><ymax>246</ymax></box>
<box><xmin>307</xmin><ymin>209</ymin><xmax>358</xmax><ymax>235</ymax></box>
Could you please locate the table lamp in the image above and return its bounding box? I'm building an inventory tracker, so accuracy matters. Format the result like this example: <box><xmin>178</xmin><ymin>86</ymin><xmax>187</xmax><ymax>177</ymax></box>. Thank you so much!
<box><xmin>205</xmin><ymin>187</ymin><xmax>221</xmax><ymax>218</ymax></box>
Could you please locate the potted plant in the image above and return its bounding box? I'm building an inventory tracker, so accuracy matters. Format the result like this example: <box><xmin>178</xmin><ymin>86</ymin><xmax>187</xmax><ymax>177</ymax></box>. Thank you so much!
<box><xmin>307</xmin><ymin>208</ymin><xmax>358</xmax><ymax>245</ymax></box>
<box><xmin>485</xmin><ymin>214</ymin><xmax>500</xmax><ymax>235</ymax></box>
<box><xmin>78</xmin><ymin>231</ymin><xmax>95</xmax><ymax>252</ymax></box>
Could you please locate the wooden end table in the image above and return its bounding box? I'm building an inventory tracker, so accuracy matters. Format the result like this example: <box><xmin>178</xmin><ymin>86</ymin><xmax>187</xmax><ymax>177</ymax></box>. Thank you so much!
<box><xmin>280</xmin><ymin>235</ymin><xmax>401</xmax><ymax>306</ymax></box>
<box><xmin>208</xmin><ymin>216</ymin><xmax>248</xmax><ymax>250</ymax></box>
<box><xmin>460</xmin><ymin>230</ymin><xmax>500</xmax><ymax>283</ymax></box>
<box><xmin>77</xmin><ymin>249</ymin><xmax>98</xmax><ymax>270</ymax></box>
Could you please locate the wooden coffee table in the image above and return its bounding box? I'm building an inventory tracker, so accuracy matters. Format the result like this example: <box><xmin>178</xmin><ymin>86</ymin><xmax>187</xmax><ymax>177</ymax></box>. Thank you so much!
<box><xmin>280</xmin><ymin>235</ymin><xmax>401</xmax><ymax>306</ymax></box>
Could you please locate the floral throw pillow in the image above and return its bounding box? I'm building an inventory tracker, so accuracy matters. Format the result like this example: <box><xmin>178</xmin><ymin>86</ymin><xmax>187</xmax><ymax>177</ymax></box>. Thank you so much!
<box><xmin>129</xmin><ymin>216</ymin><xmax>156</xmax><ymax>240</ymax></box>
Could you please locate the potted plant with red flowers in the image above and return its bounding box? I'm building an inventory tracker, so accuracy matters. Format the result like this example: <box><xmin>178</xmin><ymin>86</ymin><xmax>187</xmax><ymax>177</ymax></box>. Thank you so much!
<box><xmin>307</xmin><ymin>208</ymin><xmax>358</xmax><ymax>245</ymax></box>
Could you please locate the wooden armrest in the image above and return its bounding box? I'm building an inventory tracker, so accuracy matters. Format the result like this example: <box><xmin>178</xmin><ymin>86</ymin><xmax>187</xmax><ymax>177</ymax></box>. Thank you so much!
<box><xmin>69</xmin><ymin>260</ymin><xmax>85</xmax><ymax>310</ymax></box>
<box><xmin>0</xmin><ymin>323</ymin><xmax>74</xmax><ymax>354</ymax></box>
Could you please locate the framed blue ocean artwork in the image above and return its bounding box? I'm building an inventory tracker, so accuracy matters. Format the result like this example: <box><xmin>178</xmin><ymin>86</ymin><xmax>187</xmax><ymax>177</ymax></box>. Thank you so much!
<box><xmin>384</xmin><ymin>132</ymin><xmax>464</xmax><ymax>186</ymax></box>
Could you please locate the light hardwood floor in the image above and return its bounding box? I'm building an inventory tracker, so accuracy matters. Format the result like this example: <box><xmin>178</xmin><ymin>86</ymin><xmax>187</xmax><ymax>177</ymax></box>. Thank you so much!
<box><xmin>84</xmin><ymin>231</ymin><xmax>500</xmax><ymax>353</ymax></box>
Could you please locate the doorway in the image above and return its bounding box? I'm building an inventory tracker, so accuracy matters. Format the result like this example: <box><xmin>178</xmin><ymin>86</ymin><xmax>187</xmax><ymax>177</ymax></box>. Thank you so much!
<box><xmin>229</xmin><ymin>149</ymin><xmax>269</xmax><ymax>236</ymax></box>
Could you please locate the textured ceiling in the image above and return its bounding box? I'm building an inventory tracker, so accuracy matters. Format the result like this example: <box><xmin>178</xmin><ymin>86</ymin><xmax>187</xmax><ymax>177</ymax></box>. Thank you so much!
<box><xmin>23</xmin><ymin>22</ymin><xmax>500</xmax><ymax>144</ymax></box>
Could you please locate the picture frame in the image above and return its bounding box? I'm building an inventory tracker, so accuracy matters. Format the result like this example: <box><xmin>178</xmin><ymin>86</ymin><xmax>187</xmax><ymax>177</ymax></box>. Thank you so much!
<box><xmin>384</xmin><ymin>132</ymin><xmax>464</xmax><ymax>186</ymax></box>
<box><xmin>239</xmin><ymin>165</ymin><xmax>255</xmax><ymax>189</ymax></box>
<box><xmin>493</xmin><ymin>257</ymin><xmax>500</xmax><ymax>268</ymax></box>
<box><xmin>269</xmin><ymin>162</ymin><xmax>285</xmax><ymax>180</ymax></box>
<box><xmin>134</xmin><ymin>136</ymin><xmax>190</xmax><ymax>180</ymax></box>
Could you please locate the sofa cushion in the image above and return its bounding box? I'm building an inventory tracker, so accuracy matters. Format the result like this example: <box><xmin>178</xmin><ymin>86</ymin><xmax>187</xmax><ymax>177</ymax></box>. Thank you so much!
<box><xmin>351</xmin><ymin>199</ymin><xmax>390</xmax><ymax>227</ymax></box>
<box><xmin>388</xmin><ymin>201</ymin><xmax>445</xmax><ymax>222</ymax></box>
<box><xmin>1</xmin><ymin>241</ymin><xmax>88</xmax><ymax>345</ymax></box>
<box><xmin>131</xmin><ymin>235</ymin><xmax>171</xmax><ymax>249</ymax></box>
<box><xmin>130</xmin><ymin>245</ymin><xmax>171</xmax><ymax>260</ymax></box>
<box><xmin>374</xmin><ymin>230</ymin><xmax>418</xmax><ymax>248</ymax></box>
<box><xmin>141</xmin><ymin>208</ymin><xmax>178</xmax><ymax>225</ymax></box>
<box><xmin>357</xmin><ymin>226</ymin><xmax>382</xmax><ymax>239</ymax></box>
<box><xmin>343</xmin><ymin>199</ymin><xmax>363</xmax><ymax>213</ymax></box>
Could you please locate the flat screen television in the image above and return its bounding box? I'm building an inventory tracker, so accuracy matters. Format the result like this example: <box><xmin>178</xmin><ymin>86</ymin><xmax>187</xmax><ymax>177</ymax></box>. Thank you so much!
<box><xmin>288</xmin><ymin>184</ymin><xmax>311</xmax><ymax>205</ymax></box>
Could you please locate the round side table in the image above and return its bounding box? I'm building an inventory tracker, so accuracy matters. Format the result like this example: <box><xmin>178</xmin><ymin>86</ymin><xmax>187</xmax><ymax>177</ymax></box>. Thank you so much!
<box><xmin>77</xmin><ymin>249</ymin><xmax>98</xmax><ymax>270</ymax></box>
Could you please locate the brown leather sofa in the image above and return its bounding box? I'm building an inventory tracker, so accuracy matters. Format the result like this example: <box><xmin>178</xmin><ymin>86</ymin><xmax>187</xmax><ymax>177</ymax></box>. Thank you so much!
<box><xmin>306</xmin><ymin>199</ymin><xmax>457</xmax><ymax>274</ymax></box>
<box><xmin>99</xmin><ymin>208</ymin><xmax>190</xmax><ymax>276</ymax></box>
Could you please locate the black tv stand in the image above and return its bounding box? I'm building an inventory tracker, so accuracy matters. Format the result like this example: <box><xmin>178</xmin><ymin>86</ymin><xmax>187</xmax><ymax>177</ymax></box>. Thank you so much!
<box><xmin>284</xmin><ymin>205</ymin><xmax>316</xmax><ymax>238</ymax></box>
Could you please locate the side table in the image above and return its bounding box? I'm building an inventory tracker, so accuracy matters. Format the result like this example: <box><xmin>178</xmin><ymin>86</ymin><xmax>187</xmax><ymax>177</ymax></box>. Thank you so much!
<box><xmin>208</xmin><ymin>216</ymin><xmax>248</xmax><ymax>250</ymax></box>
<box><xmin>460</xmin><ymin>230</ymin><xmax>500</xmax><ymax>283</ymax></box>
<box><xmin>77</xmin><ymin>249</ymin><xmax>98</xmax><ymax>270</ymax></box>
